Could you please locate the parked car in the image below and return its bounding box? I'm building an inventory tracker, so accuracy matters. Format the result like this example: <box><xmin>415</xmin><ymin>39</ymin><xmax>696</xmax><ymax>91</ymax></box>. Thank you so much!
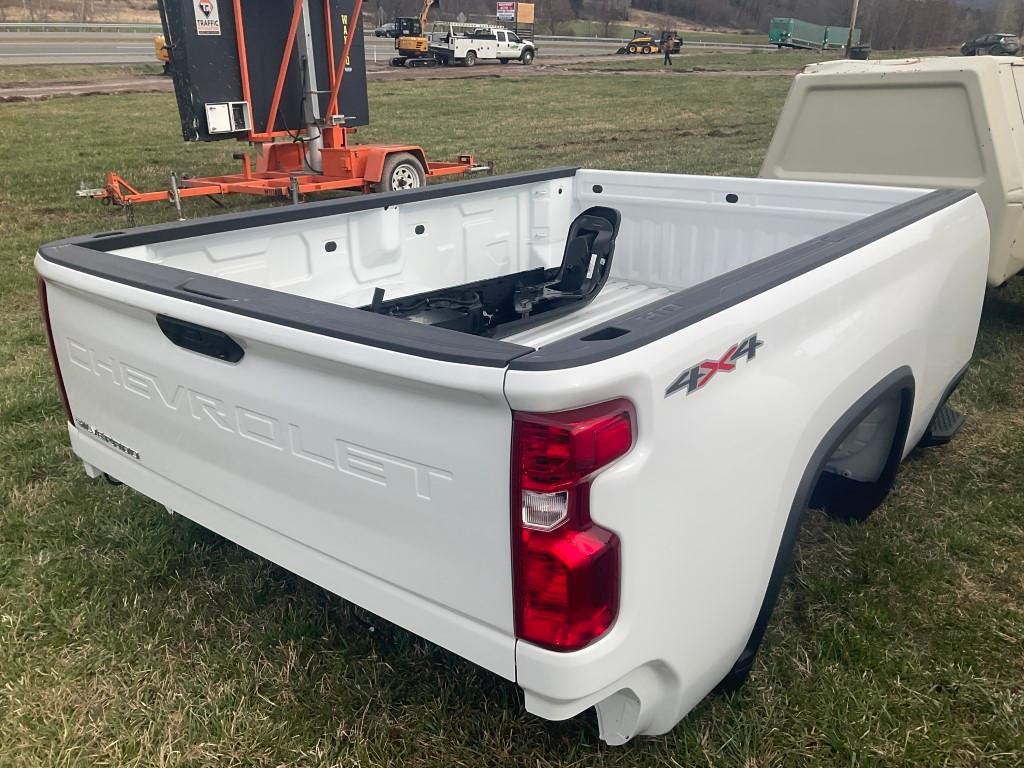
<box><xmin>36</xmin><ymin>168</ymin><xmax>989</xmax><ymax>744</ymax></box>
<box><xmin>960</xmin><ymin>33</ymin><xmax>1019</xmax><ymax>55</ymax></box>
<box><xmin>374</xmin><ymin>22</ymin><xmax>398</xmax><ymax>37</ymax></box>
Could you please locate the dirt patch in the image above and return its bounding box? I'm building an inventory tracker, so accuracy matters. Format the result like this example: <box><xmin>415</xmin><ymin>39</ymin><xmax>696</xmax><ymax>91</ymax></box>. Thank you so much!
<box><xmin>0</xmin><ymin>77</ymin><xmax>172</xmax><ymax>102</ymax></box>
<box><xmin>0</xmin><ymin>62</ymin><xmax>796</xmax><ymax>101</ymax></box>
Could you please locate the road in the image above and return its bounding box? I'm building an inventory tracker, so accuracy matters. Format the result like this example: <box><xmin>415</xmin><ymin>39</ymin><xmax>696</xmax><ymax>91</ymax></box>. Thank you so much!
<box><xmin>0</xmin><ymin>32</ymin><xmax>630</xmax><ymax>65</ymax></box>
<box><xmin>0</xmin><ymin>31</ymin><xmax>762</xmax><ymax>66</ymax></box>
<box><xmin>0</xmin><ymin>33</ymin><xmax>158</xmax><ymax>65</ymax></box>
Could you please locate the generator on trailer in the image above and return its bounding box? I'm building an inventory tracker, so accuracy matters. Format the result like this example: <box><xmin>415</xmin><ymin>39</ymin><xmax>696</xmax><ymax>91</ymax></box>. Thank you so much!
<box><xmin>80</xmin><ymin>0</ymin><xmax>486</xmax><ymax>214</ymax></box>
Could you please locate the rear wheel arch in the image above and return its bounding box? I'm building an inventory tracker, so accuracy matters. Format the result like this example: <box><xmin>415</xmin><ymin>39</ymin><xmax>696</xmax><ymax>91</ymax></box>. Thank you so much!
<box><xmin>714</xmin><ymin>366</ymin><xmax>916</xmax><ymax>693</ymax></box>
<box><xmin>811</xmin><ymin>382</ymin><xmax>915</xmax><ymax>523</ymax></box>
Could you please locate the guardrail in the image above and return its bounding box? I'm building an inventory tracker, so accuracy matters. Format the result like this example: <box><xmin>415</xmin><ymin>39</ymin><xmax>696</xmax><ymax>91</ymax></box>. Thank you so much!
<box><xmin>0</xmin><ymin>22</ymin><xmax>161</xmax><ymax>33</ymax></box>
<box><xmin>533</xmin><ymin>34</ymin><xmax>773</xmax><ymax>49</ymax></box>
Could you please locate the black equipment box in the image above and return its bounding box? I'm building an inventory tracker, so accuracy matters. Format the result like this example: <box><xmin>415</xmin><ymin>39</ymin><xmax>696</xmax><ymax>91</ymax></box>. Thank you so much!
<box><xmin>159</xmin><ymin>0</ymin><xmax>369</xmax><ymax>141</ymax></box>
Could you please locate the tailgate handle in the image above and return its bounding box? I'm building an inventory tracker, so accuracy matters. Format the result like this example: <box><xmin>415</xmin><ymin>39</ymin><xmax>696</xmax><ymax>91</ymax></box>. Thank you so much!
<box><xmin>157</xmin><ymin>315</ymin><xmax>244</xmax><ymax>363</ymax></box>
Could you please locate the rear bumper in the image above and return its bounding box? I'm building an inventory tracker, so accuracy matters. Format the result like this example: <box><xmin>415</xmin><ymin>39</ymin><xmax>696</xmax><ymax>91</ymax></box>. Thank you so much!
<box><xmin>516</xmin><ymin>633</ymin><xmax>710</xmax><ymax>745</ymax></box>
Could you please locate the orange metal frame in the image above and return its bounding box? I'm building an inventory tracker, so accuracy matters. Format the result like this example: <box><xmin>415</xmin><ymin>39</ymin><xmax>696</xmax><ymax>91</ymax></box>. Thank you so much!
<box><xmin>93</xmin><ymin>0</ymin><xmax>479</xmax><ymax>208</ymax></box>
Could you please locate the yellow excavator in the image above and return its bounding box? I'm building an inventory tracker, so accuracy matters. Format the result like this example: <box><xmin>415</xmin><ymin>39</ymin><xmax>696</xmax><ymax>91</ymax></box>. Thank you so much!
<box><xmin>391</xmin><ymin>0</ymin><xmax>440</xmax><ymax>66</ymax></box>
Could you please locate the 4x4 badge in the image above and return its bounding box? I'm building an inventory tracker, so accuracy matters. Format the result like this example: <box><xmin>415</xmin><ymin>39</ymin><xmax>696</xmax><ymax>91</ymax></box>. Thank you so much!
<box><xmin>666</xmin><ymin>334</ymin><xmax>763</xmax><ymax>397</ymax></box>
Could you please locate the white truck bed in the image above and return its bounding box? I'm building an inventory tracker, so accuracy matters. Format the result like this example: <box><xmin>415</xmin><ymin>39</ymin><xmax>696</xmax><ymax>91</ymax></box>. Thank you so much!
<box><xmin>97</xmin><ymin>169</ymin><xmax>918</xmax><ymax>348</ymax></box>
<box><xmin>35</xmin><ymin>168</ymin><xmax>990</xmax><ymax>744</ymax></box>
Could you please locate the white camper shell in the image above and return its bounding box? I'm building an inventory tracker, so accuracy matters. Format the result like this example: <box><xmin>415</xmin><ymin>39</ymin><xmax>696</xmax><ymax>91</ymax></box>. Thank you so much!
<box><xmin>761</xmin><ymin>56</ymin><xmax>1024</xmax><ymax>286</ymax></box>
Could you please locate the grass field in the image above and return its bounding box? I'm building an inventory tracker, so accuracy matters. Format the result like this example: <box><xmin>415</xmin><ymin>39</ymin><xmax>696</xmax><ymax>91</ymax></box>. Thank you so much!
<box><xmin>569</xmin><ymin>49</ymin><xmax>958</xmax><ymax>73</ymax></box>
<box><xmin>0</xmin><ymin>63</ymin><xmax>164</xmax><ymax>88</ymax></box>
<box><xmin>1</xmin><ymin>67</ymin><xmax>1023</xmax><ymax>767</ymax></box>
<box><xmin>570</xmin><ymin>50</ymin><xmax>835</xmax><ymax>72</ymax></box>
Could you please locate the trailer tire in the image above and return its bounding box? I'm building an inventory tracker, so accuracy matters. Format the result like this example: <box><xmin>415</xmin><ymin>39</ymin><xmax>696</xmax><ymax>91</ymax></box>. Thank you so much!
<box><xmin>375</xmin><ymin>153</ymin><xmax>425</xmax><ymax>193</ymax></box>
<box><xmin>465</xmin><ymin>50</ymin><xmax>477</xmax><ymax>66</ymax></box>
<box><xmin>521</xmin><ymin>48</ymin><xmax>534</xmax><ymax>64</ymax></box>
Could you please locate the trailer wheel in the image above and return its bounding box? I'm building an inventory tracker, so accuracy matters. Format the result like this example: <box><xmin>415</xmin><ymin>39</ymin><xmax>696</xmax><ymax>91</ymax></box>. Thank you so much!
<box><xmin>375</xmin><ymin>152</ymin><xmax>425</xmax><ymax>193</ymax></box>
<box><xmin>465</xmin><ymin>50</ymin><xmax>477</xmax><ymax>66</ymax></box>
<box><xmin>520</xmin><ymin>48</ymin><xmax>534</xmax><ymax>64</ymax></box>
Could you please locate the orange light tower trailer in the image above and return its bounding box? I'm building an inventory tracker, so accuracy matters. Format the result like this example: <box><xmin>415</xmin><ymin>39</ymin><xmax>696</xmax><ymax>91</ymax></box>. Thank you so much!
<box><xmin>81</xmin><ymin>0</ymin><xmax>488</xmax><ymax>217</ymax></box>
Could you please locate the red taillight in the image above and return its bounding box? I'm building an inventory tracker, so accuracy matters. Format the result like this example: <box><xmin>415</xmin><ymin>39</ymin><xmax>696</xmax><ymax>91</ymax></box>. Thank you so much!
<box><xmin>512</xmin><ymin>399</ymin><xmax>635</xmax><ymax>651</ymax></box>
<box><xmin>37</xmin><ymin>279</ymin><xmax>73</xmax><ymax>424</ymax></box>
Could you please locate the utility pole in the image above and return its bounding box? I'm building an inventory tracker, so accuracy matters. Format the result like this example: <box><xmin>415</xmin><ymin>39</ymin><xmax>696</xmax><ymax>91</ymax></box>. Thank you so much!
<box><xmin>845</xmin><ymin>0</ymin><xmax>860</xmax><ymax>56</ymax></box>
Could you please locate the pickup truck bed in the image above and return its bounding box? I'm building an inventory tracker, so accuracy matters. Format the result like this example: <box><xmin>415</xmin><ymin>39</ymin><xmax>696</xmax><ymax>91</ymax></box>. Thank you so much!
<box><xmin>36</xmin><ymin>167</ymin><xmax>989</xmax><ymax>743</ymax></box>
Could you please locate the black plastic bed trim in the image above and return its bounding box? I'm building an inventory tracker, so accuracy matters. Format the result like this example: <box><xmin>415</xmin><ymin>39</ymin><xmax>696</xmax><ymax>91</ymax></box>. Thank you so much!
<box><xmin>509</xmin><ymin>187</ymin><xmax>975</xmax><ymax>370</ymax></box>
<box><xmin>38</xmin><ymin>174</ymin><xmax>973</xmax><ymax>370</ymax></box>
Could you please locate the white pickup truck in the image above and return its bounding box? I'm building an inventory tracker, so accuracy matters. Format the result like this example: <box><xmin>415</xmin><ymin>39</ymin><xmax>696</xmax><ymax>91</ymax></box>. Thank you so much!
<box><xmin>432</xmin><ymin>26</ymin><xmax>535</xmax><ymax>66</ymax></box>
<box><xmin>36</xmin><ymin>168</ymin><xmax>989</xmax><ymax>743</ymax></box>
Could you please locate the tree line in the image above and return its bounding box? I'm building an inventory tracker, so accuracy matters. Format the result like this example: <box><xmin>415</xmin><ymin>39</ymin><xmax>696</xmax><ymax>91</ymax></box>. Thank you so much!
<box><xmin>5</xmin><ymin>0</ymin><xmax>1023</xmax><ymax>49</ymax></box>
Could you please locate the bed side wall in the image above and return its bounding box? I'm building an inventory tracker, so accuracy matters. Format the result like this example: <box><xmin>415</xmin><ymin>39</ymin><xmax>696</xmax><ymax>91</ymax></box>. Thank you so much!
<box><xmin>574</xmin><ymin>170</ymin><xmax>925</xmax><ymax>292</ymax></box>
<box><xmin>111</xmin><ymin>176</ymin><xmax>575</xmax><ymax>306</ymax></box>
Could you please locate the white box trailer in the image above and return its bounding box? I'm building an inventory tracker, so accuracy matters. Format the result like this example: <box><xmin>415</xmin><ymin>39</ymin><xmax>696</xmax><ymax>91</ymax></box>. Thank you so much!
<box><xmin>760</xmin><ymin>56</ymin><xmax>1024</xmax><ymax>286</ymax></box>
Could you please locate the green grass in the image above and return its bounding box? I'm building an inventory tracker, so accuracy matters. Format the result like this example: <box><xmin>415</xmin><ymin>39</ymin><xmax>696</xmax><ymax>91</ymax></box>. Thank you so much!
<box><xmin>680</xmin><ymin>30</ymin><xmax>767</xmax><ymax>45</ymax></box>
<box><xmin>571</xmin><ymin>49</ymin><xmax>839</xmax><ymax>72</ymax></box>
<box><xmin>1</xmin><ymin>71</ymin><xmax>1023</xmax><ymax>766</ymax></box>
<box><xmin>0</xmin><ymin>63</ymin><xmax>164</xmax><ymax>88</ymax></box>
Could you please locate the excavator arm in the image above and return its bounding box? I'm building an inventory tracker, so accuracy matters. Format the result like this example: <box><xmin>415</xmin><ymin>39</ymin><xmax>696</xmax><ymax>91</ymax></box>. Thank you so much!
<box><xmin>419</xmin><ymin>0</ymin><xmax>439</xmax><ymax>28</ymax></box>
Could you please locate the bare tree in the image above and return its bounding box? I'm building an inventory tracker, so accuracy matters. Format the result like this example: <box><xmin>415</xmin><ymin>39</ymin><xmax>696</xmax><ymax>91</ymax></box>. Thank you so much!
<box><xmin>539</xmin><ymin>0</ymin><xmax>573</xmax><ymax>35</ymax></box>
<box><xmin>597</xmin><ymin>0</ymin><xmax>626</xmax><ymax>37</ymax></box>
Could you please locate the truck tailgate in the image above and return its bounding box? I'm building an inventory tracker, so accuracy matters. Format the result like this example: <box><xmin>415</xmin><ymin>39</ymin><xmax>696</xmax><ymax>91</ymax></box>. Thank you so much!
<box><xmin>39</xmin><ymin>263</ymin><xmax>518</xmax><ymax>677</ymax></box>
